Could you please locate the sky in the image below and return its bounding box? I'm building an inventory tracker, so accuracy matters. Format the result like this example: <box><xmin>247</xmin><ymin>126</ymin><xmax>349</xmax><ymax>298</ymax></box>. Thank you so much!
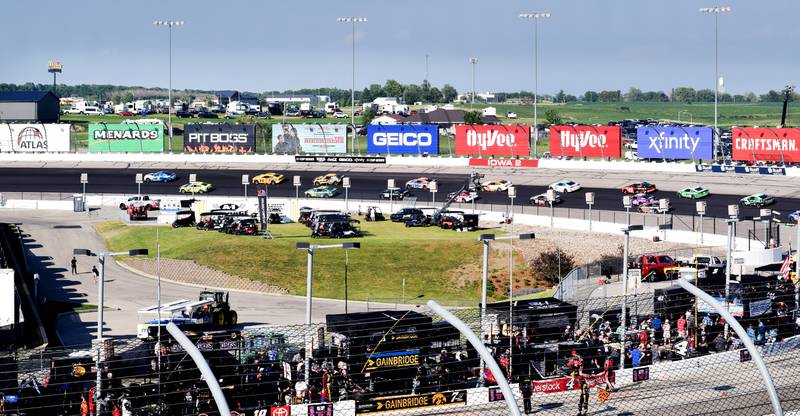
<box><xmin>2</xmin><ymin>0</ymin><xmax>799</xmax><ymax>96</ymax></box>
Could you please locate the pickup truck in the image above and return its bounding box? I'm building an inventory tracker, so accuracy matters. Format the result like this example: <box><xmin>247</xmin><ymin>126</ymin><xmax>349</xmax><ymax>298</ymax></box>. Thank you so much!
<box><xmin>119</xmin><ymin>195</ymin><xmax>160</xmax><ymax>211</ymax></box>
<box><xmin>679</xmin><ymin>255</ymin><xmax>724</xmax><ymax>268</ymax></box>
<box><xmin>631</xmin><ymin>254</ymin><xmax>679</xmax><ymax>282</ymax></box>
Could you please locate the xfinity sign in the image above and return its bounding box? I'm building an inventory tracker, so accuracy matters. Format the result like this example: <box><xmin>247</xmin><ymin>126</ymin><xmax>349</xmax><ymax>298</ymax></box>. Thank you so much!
<box><xmin>367</xmin><ymin>125</ymin><xmax>438</xmax><ymax>155</ymax></box>
<box><xmin>636</xmin><ymin>126</ymin><xmax>713</xmax><ymax>160</ymax></box>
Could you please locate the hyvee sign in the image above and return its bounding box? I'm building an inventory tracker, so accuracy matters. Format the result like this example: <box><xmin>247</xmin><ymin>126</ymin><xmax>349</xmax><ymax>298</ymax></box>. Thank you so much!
<box><xmin>184</xmin><ymin>124</ymin><xmax>256</xmax><ymax>153</ymax></box>
<box><xmin>367</xmin><ymin>125</ymin><xmax>438</xmax><ymax>154</ymax></box>
<box><xmin>732</xmin><ymin>127</ymin><xmax>800</xmax><ymax>163</ymax></box>
<box><xmin>455</xmin><ymin>125</ymin><xmax>530</xmax><ymax>156</ymax></box>
<box><xmin>550</xmin><ymin>125</ymin><xmax>621</xmax><ymax>158</ymax></box>
<box><xmin>0</xmin><ymin>124</ymin><xmax>70</xmax><ymax>152</ymax></box>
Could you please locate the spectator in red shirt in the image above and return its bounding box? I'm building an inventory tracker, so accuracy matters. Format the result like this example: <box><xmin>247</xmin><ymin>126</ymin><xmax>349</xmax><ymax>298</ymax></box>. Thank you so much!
<box><xmin>677</xmin><ymin>315</ymin><xmax>687</xmax><ymax>338</ymax></box>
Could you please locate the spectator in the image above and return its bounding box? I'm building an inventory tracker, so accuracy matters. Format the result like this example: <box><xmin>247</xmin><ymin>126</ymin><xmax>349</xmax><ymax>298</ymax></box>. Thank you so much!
<box><xmin>603</xmin><ymin>356</ymin><xmax>615</xmax><ymax>390</ymax></box>
<box><xmin>702</xmin><ymin>315</ymin><xmax>713</xmax><ymax>328</ymax></box>
<box><xmin>662</xmin><ymin>319</ymin><xmax>671</xmax><ymax>345</ymax></box>
<box><xmin>714</xmin><ymin>333</ymin><xmax>727</xmax><ymax>352</ymax></box>
<box><xmin>746</xmin><ymin>324</ymin><xmax>755</xmax><ymax>342</ymax></box>
<box><xmin>756</xmin><ymin>320</ymin><xmax>767</xmax><ymax>345</ymax></box>
<box><xmin>629</xmin><ymin>345</ymin><xmax>644</xmax><ymax>367</ymax></box>
<box><xmin>520</xmin><ymin>378</ymin><xmax>533</xmax><ymax>414</ymax></box>
<box><xmin>677</xmin><ymin>315</ymin><xmax>687</xmax><ymax>338</ymax></box>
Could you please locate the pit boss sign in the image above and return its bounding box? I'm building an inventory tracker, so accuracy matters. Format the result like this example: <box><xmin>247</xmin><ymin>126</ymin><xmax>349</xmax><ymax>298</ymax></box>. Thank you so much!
<box><xmin>184</xmin><ymin>124</ymin><xmax>256</xmax><ymax>153</ymax></box>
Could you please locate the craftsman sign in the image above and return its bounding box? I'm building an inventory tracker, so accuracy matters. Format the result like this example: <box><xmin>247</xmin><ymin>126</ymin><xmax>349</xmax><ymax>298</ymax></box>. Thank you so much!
<box><xmin>355</xmin><ymin>390</ymin><xmax>466</xmax><ymax>414</ymax></box>
<box><xmin>364</xmin><ymin>350</ymin><xmax>420</xmax><ymax>371</ymax></box>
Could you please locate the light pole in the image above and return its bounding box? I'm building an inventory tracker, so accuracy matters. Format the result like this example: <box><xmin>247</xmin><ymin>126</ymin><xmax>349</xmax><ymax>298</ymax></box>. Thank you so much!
<box><xmin>337</xmin><ymin>17</ymin><xmax>367</xmax><ymax>154</ymax></box>
<box><xmin>429</xmin><ymin>181</ymin><xmax>438</xmax><ymax>208</ymax></box>
<box><xmin>508</xmin><ymin>186</ymin><xmax>517</xmax><ymax>223</ymax></box>
<box><xmin>343</xmin><ymin>177</ymin><xmax>351</xmax><ymax>212</ymax></box>
<box><xmin>295</xmin><ymin>242</ymin><xmax>360</xmax><ymax>384</ymax></box>
<box><xmin>725</xmin><ymin>204</ymin><xmax>738</xmax><ymax>336</ymax></box>
<box><xmin>619</xmin><ymin>224</ymin><xmax>643</xmax><ymax>370</ymax></box>
<box><xmin>546</xmin><ymin>189</ymin><xmax>555</xmax><ymax>228</ymax></box>
<box><xmin>623</xmin><ymin>195</ymin><xmax>632</xmax><ymax>227</ymax></box>
<box><xmin>387</xmin><ymin>179</ymin><xmax>396</xmax><ymax>214</ymax></box>
<box><xmin>242</xmin><ymin>174</ymin><xmax>249</xmax><ymax>202</ymax></box>
<box><xmin>519</xmin><ymin>12</ymin><xmax>550</xmax><ymax>159</ymax></box>
<box><xmin>699</xmin><ymin>6</ymin><xmax>731</xmax><ymax>160</ymax></box>
<box><xmin>73</xmin><ymin>248</ymin><xmax>148</xmax><ymax>402</ymax></box>
<box><xmin>697</xmin><ymin>201</ymin><xmax>707</xmax><ymax>244</ymax></box>
<box><xmin>293</xmin><ymin>175</ymin><xmax>301</xmax><ymax>206</ymax></box>
<box><xmin>659</xmin><ymin>198</ymin><xmax>670</xmax><ymax>240</ymax></box>
<box><xmin>585</xmin><ymin>192</ymin><xmax>595</xmax><ymax>232</ymax></box>
<box><xmin>80</xmin><ymin>173</ymin><xmax>88</xmax><ymax>213</ymax></box>
<box><xmin>153</xmin><ymin>20</ymin><xmax>184</xmax><ymax>153</ymax></box>
<box><xmin>469</xmin><ymin>58</ymin><xmax>478</xmax><ymax>110</ymax></box>
<box><xmin>135</xmin><ymin>173</ymin><xmax>143</xmax><ymax>199</ymax></box>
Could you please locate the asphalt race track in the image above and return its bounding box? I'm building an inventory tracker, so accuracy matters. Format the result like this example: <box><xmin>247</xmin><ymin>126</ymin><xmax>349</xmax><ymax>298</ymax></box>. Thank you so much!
<box><xmin>0</xmin><ymin>167</ymin><xmax>798</xmax><ymax>220</ymax></box>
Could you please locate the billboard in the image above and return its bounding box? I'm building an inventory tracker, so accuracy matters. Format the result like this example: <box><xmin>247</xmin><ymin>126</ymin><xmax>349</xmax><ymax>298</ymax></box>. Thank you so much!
<box><xmin>732</xmin><ymin>127</ymin><xmax>800</xmax><ymax>163</ymax></box>
<box><xmin>184</xmin><ymin>124</ymin><xmax>255</xmax><ymax>154</ymax></box>
<box><xmin>636</xmin><ymin>126</ymin><xmax>713</xmax><ymax>160</ymax></box>
<box><xmin>88</xmin><ymin>123</ymin><xmax>164</xmax><ymax>153</ymax></box>
<box><xmin>455</xmin><ymin>125</ymin><xmax>530</xmax><ymax>156</ymax></box>
<box><xmin>549</xmin><ymin>125</ymin><xmax>621</xmax><ymax>158</ymax></box>
<box><xmin>272</xmin><ymin>123</ymin><xmax>347</xmax><ymax>154</ymax></box>
<box><xmin>0</xmin><ymin>124</ymin><xmax>71</xmax><ymax>152</ymax></box>
<box><xmin>366</xmin><ymin>125</ymin><xmax>438</xmax><ymax>155</ymax></box>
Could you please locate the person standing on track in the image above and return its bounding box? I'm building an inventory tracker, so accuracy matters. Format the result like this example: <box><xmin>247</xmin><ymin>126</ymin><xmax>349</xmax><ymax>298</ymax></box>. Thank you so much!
<box><xmin>71</xmin><ymin>257</ymin><xmax>78</xmax><ymax>275</ymax></box>
<box><xmin>92</xmin><ymin>265</ymin><xmax>99</xmax><ymax>284</ymax></box>
<box><xmin>603</xmin><ymin>355</ymin><xmax>615</xmax><ymax>390</ymax></box>
<box><xmin>574</xmin><ymin>372</ymin><xmax>589</xmax><ymax>416</ymax></box>
<box><xmin>520</xmin><ymin>378</ymin><xmax>533</xmax><ymax>414</ymax></box>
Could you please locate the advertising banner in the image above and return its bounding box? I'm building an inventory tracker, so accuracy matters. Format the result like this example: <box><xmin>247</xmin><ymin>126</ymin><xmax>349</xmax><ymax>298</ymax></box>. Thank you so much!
<box><xmin>364</xmin><ymin>350</ymin><xmax>420</xmax><ymax>371</ymax></box>
<box><xmin>356</xmin><ymin>390</ymin><xmax>466</xmax><ymax>414</ymax></box>
<box><xmin>636</xmin><ymin>126</ymin><xmax>713</xmax><ymax>160</ymax></box>
<box><xmin>366</xmin><ymin>125</ymin><xmax>439</xmax><ymax>155</ymax></box>
<box><xmin>88</xmin><ymin>123</ymin><xmax>164</xmax><ymax>153</ymax></box>
<box><xmin>732</xmin><ymin>127</ymin><xmax>800</xmax><ymax>163</ymax></box>
<box><xmin>0</xmin><ymin>124</ymin><xmax>71</xmax><ymax>152</ymax></box>
<box><xmin>549</xmin><ymin>125</ymin><xmax>621</xmax><ymax>158</ymax></box>
<box><xmin>468</xmin><ymin>158</ymin><xmax>538</xmax><ymax>168</ymax></box>
<box><xmin>455</xmin><ymin>125</ymin><xmax>530</xmax><ymax>157</ymax></box>
<box><xmin>295</xmin><ymin>155</ymin><xmax>386</xmax><ymax>164</ymax></box>
<box><xmin>184</xmin><ymin>124</ymin><xmax>255</xmax><ymax>153</ymax></box>
<box><xmin>531</xmin><ymin>372</ymin><xmax>608</xmax><ymax>394</ymax></box>
<box><xmin>272</xmin><ymin>123</ymin><xmax>347</xmax><ymax>154</ymax></box>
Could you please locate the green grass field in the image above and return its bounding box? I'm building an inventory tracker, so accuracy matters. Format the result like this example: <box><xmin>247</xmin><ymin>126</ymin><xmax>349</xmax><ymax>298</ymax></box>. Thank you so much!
<box><xmin>96</xmin><ymin>220</ymin><xmax>532</xmax><ymax>305</ymax></box>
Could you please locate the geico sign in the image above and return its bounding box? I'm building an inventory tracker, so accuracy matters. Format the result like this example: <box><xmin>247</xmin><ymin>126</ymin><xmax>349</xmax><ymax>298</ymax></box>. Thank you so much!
<box><xmin>372</xmin><ymin>132</ymin><xmax>433</xmax><ymax>147</ymax></box>
<box><xmin>560</xmin><ymin>130</ymin><xmax>606</xmax><ymax>151</ymax></box>
<box><xmin>187</xmin><ymin>133</ymin><xmax>250</xmax><ymax>144</ymax></box>
<box><xmin>466</xmin><ymin>129</ymin><xmax>516</xmax><ymax>150</ymax></box>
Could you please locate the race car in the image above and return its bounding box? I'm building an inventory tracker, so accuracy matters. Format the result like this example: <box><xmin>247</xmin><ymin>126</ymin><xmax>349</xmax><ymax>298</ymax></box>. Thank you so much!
<box><xmin>178</xmin><ymin>181</ymin><xmax>214</xmax><ymax>194</ymax></box>
<box><xmin>481</xmin><ymin>179</ymin><xmax>512</xmax><ymax>192</ymax></box>
<box><xmin>448</xmin><ymin>190</ymin><xmax>479</xmax><ymax>203</ymax></box>
<box><xmin>789</xmin><ymin>210</ymin><xmax>800</xmax><ymax>224</ymax></box>
<box><xmin>631</xmin><ymin>193</ymin><xmax>656</xmax><ymax>207</ymax></box>
<box><xmin>252</xmin><ymin>172</ymin><xmax>285</xmax><ymax>185</ymax></box>
<box><xmin>740</xmin><ymin>193</ymin><xmax>775</xmax><ymax>207</ymax></box>
<box><xmin>305</xmin><ymin>186</ymin><xmax>339</xmax><ymax>198</ymax></box>
<box><xmin>143</xmin><ymin>170</ymin><xmax>176</xmax><ymax>182</ymax></box>
<box><xmin>405</xmin><ymin>177</ymin><xmax>435</xmax><ymax>190</ymax></box>
<box><xmin>677</xmin><ymin>186</ymin><xmax>710</xmax><ymax>199</ymax></box>
<box><xmin>638</xmin><ymin>199</ymin><xmax>671</xmax><ymax>214</ymax></box>
<box><xmin>549</xmin><ymin>180</ymin><xmax>581</xmax><ymax>193</ymax></box>
<box><xmin>379</xmin><ymin>188</ymin><xmax>410</xmax><ymax>200</ymax></box>
<box><xmin>313</xmin><ymin>173</ymin><xmax>342</xmax><ymax>186</ymax></box>
<box><xmin>622</xmin><ymin>182</ymin><xmax>657</xmax><ymax>194</ymax></box>
<box><xmin>530</xmin><ymin>193</ymin><xmax>562</xmax><ymax>206</ymax></box>
<box><xmin>119</xmin><ymin>195</ymin><xmax>160</xmax><ymax>210</ymax></box>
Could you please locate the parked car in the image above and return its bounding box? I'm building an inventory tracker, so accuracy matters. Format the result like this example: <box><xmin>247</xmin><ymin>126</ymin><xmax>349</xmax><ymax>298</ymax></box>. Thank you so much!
<box><xmin>81</xmin><ymin>106</ymin><xmax>104</xmax><ymax>116</ymax></box>
<box><xmin>506</xmin><ymin>112</ymin><xmax>518</xmax><ymax>119</ymax></box>
<box><xmin>677</xmin><ymin>186</ymin><xmax>710</xmax><ymax>199</ymax></box>
<box><xmin>631</xmin><ymin>255</ymin><xmax>679</xmax><ymax>282</ymax></box>
<box><xmin>622</xmin><ymin>182</ymin><xmax>657</xmax><ymax>194</ymax></box>
<box><xmin>530</xmin><ymin>193</ymin><xmax>562</xmax><ymax>206</ymax></box>
<box><xmin>254</xmin><ymin>112</ymin><xmax>272</xmax><ymax>119</ymax></box>
<box><xmin>143</xmin><ymin>170</ymin><xmax>177</xmax><ymax>182</ymax></box>
<box><xmin>63</xmin><ymin>107</ymin><xmax>83</xmax><ymax>115</ymax></box>
<box><xmin>740</xmin><ymin>193</ymin><xmax>775</xmax><ymax>207</ymax></box>
<box><xmin>333</xmin><ymin>112</ymin><xmax>349</xmax><ymax>119</ymax></box>
<box><xmin>549</xmin><ymin>180</ymin><xmax>581</xmax><ymax>193</ymax></box>
<box><xmin>176</xmin><ymin>110</ymin><xmax>193</xmax><ymax>118</ymax></box>
<box><xmin>286</xmin><ymin>109</ymin><xmax>301</xmax><ymax>117</ymax></box>
<box><xmin>179</xmin><ymin>182</ymin><xmax>214</xmax><ymax>194</ymax></box>
<box><xmin>404</xmin><ymin>213</ymin><xmax>432</xmax><ymax>227</ymax></box>
<box><xmin>380</xmin><ymin>188</ymin><xmax>410</xmax><ymax>200</ymax></box>
<box><xmin>304</xmin><ymin>186</ymin><xmax>339</xmax><ymax>198</ymax></box>
<box><xmin>313</xmin><ymin>173</ymin><xmax>342</xmax><ymax>186</ymax></box>
<box><xmin>390</xmin><ymin>208</ymin><xmax>423</xmax><ymax>222</ymax></box>
<box><xmin>117</xmin><ymin>111</ymin><xmax>135</xmax><ymax>117</ymax></box>
<box><xmin>197</xmin><ymin>111</ymin><xmax>218</xmax><ymax>119</ymax></box>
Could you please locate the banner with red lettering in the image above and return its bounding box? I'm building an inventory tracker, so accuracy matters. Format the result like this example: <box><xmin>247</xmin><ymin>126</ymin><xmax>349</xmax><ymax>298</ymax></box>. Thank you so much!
<box><xmin>468</xmin><ymin>158</ymin><xmax>538</xmax><ymax>168</ymax></box>
<box><xmin>549</xmin><ymin>126</ymin><xmax>622</xmax><ymax>158</ymax></box>
<box><xmin>732</xmin><ymin>128</ymin><xmax>800</xmax><ymax>163</ymax></box>
<box><xmin>455</xmin><ymin>125</ymin><xmax>531</xmax><ymax>157</ymax></box>
<box><xmin>531</xmin><ymin>372</ymin><xmax>609</xmax><ymax>394</ymax></box>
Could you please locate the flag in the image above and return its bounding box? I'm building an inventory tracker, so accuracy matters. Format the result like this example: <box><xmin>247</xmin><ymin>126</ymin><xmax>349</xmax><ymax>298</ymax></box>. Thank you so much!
<box><xmin>780</xmin><ymin>254</ymin><xmax>792</xmax><ymax>281</ymax></box>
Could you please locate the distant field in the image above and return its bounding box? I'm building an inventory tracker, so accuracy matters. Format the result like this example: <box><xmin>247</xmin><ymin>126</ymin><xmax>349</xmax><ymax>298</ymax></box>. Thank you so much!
<box><xmin>96</xmin><ymin>220</ymin><xmax>533</xmax><ymax>305</ymax></box>
<box><xmin>60</xmin><ymin>101</ymin><xmax>791</xmax><ymax>154</ymax></box>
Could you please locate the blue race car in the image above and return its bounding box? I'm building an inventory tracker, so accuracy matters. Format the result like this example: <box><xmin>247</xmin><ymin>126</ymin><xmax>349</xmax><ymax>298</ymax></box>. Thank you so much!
<box><xmin>789</xmin><ymin>210</ymin><xmax>800</xmax><ymax>224</ymax></box>
<box><xmin>143</xmin><ymin>170</ymin><xmax>177</xmax><ymax>182</ymax></box>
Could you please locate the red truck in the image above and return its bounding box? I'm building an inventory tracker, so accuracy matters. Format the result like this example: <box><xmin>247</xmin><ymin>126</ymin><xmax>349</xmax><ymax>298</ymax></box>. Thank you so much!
<box><xmin>631</xmin><ymin>254</ymin><xmax>679</xmax><ymax>282</ymax></box>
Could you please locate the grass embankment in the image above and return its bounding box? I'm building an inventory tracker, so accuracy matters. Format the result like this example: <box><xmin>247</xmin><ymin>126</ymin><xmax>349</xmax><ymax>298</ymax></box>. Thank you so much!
<box><xmin>96</xmin><ymin>220</ymin><xmax>533</xmax><ymax>305</ymax></box>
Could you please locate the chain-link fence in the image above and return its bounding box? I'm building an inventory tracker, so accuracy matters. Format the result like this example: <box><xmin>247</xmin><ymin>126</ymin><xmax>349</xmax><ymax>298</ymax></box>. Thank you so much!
<box><xmin>1</xmin><ymin>277</ymin><xmax>798</xmax><ymax>416</ymax></box>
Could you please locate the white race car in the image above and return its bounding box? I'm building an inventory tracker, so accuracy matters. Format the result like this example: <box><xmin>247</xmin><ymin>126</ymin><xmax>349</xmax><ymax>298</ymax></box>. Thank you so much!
<box><xmin>549</xmin><ymin>180</ymin><xmax>581</xmax><ymax>193</ymax></box>
<box><xmin>405</xmin><ymin>177</ymin><xmax>435</xmax><ymax>190</ymax></box>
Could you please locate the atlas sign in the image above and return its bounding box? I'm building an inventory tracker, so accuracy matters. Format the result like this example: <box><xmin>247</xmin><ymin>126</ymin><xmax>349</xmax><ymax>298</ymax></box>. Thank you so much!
<box><xmin>367</xmin><ymin>125</ymin><xmax>438</xmax><ymax>154</ymax></box>
<box><xmin>732</xmin><ymin>127</ymin><xmax>800</xmax><ymax>163</ymax></box>
<box><xmin>455</xmin><ymin>125</ymin><xmax>530</xmax><ymax>156</ymax></box>
<box><xmin>636</xmin><ymin>126</ymin><xmax>713</xmax><ymax>160</ymax></box>
<box><xmin>550</xmin><ymin>125</ymin><xmax>621</xmax><ymax>158</ymax></box>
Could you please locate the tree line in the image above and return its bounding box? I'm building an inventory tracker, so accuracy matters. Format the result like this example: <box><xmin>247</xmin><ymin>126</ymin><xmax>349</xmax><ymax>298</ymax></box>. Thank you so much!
<box><xmin>1</xmin><ymin>82</ymin><xmax>795</xmax><ymax>105</ymax></box>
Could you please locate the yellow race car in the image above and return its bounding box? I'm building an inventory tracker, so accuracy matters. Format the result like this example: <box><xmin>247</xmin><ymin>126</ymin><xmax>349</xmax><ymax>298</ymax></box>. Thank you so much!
<box><xmin>252</xmin><ymin>172</ymin><xmax>285</xmax><ymax>185</ymax></box>
<box><xmin>313</xmin><ymin>173</ymin><xmax>342</xmax><ymax>186</ymax></box>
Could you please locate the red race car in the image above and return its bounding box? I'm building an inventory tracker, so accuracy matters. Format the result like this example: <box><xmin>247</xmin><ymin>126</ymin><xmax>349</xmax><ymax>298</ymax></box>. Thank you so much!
<box><xmin>622</xmin><ymin>182</ymin><xmax>657</xmax><ymax>194</ymax></box>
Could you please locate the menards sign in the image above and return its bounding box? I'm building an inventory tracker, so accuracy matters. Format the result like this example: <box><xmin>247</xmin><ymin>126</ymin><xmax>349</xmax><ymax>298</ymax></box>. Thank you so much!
<box><xmin>87</xmin><ymin>123</ymin><xmax>164</xmax><ymax>153</ymax></box>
